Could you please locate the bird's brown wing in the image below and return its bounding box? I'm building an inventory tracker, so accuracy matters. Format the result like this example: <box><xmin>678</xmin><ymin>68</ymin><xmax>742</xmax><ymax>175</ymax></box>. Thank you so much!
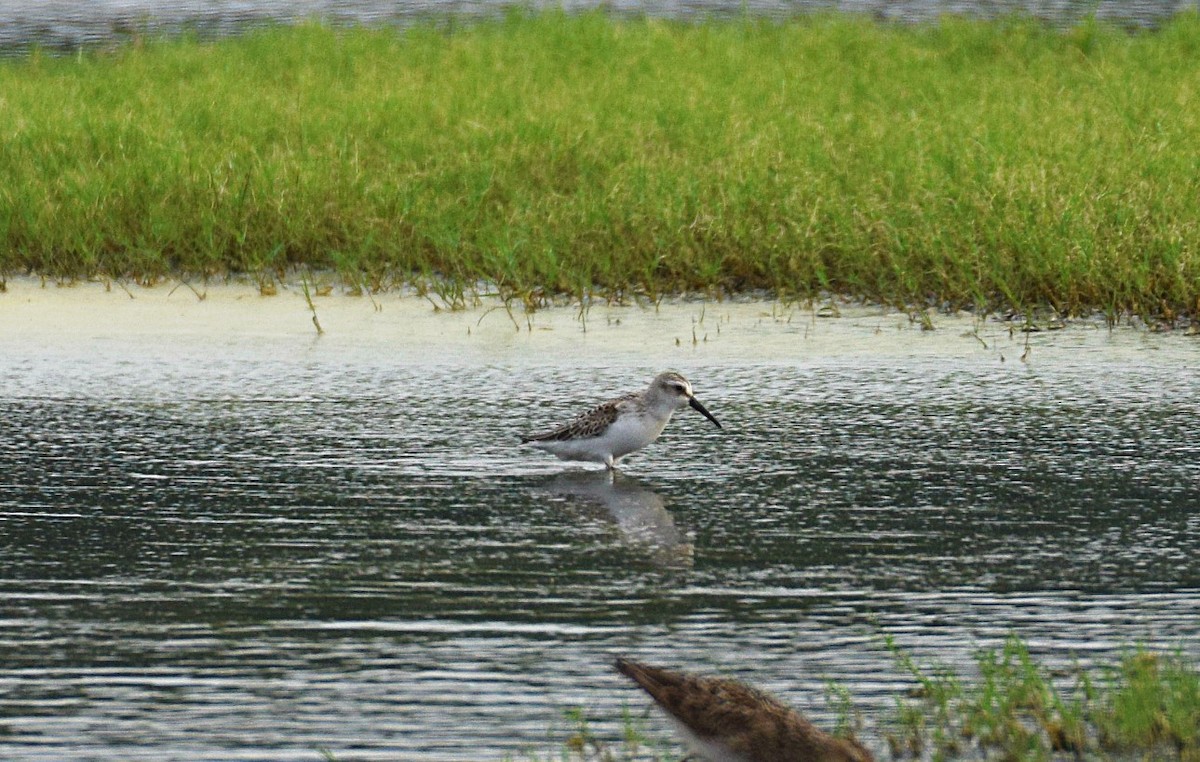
<box><xmin>520</xmin><ymin>394</ymin><xmax>635</xmax><ymax>442</ymax></box>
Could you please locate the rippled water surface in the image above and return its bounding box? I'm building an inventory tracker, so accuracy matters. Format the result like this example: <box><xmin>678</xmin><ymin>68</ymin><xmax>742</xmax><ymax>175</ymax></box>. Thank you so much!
<box><xmin>1</xmin><ymin>0</ymin><xmax>1193</xmax><ymax>54</ymax></box>
<box><xmin>1</xmin><ymin>285</ymin><xmax>1199</xmax><ymax>760</ymax></box>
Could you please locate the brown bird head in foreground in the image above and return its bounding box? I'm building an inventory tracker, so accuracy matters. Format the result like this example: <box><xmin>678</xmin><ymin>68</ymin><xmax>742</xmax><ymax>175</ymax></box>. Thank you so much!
<box><xmin>614</xmin><ymin>657</ymin><xmax>874</xmax><ymax>762</ymax></box>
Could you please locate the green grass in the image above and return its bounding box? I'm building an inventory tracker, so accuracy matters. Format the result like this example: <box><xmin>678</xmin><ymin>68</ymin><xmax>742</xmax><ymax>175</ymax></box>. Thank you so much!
<box><xmin>886</xmin><ymin>634</ymin><xmax>1200</xmax><ymax>760</ymax></box>
<box><xmin>520</xmin><ymin>636</ymin><xmax>1200</xmax><ymax>761</ymax></box>
<box><xmin>508</xmin><ymin>705</ymin><xmax>674</xmax><ymax>762</ymax></box>
<box><xmin>3</xmin><ymin>12</ymin><xmax>1200</xmax><ymax>318</ymax></box>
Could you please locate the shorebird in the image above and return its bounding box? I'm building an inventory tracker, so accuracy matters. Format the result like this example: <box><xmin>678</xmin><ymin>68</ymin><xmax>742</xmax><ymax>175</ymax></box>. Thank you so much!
<box><xmin>614</xmin><ymin>658</ymin><xmax>874</xmax><ymax>762</ymax></box>
<box><xmin>519</xmin><ymin>372</ymin><xmax>721</xmax><ymax>469</ymax></box>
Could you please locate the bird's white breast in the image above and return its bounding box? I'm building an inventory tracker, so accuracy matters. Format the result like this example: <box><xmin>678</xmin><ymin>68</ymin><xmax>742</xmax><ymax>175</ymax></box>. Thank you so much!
<box><xmin>666</xmin><ymin>716</ymin><xmax>753</xmax><ymax>762</ymax></box>
<box><xmin>605</xmin><ymin>409</ymin><xmax>670</xmax><ymax>458</ymax></box>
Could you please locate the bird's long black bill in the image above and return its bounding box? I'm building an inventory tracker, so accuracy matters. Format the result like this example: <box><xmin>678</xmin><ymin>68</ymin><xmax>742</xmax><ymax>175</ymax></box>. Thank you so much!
<box><xmin>688</xmin><ymin>397</ymin><xmax>722</xmax><ymax>429</ymax></box>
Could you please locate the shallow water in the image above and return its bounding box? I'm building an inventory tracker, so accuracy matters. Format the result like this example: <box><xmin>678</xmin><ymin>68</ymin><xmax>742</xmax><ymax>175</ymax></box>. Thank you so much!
<box><xmin>1</xmin><ymin>282</ymin><xmax>1199</xmax><ymax>760</ymax></box>
<box><xmin>0</xmin><ymin>0</ymin><xmax>1192</xmax><ymax>54</ymax></box>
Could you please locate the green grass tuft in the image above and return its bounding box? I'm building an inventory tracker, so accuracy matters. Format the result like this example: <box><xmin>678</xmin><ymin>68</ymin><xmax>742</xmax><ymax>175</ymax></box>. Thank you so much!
<box><xmin>887</xmin><ymin>634</ymin><xmax>1200</xmax><ymax>760</ymax></box>
<box><xmin>509</xmin><ymin>704</ymin><xmax>672</xmax><ymax>762</ymax></box>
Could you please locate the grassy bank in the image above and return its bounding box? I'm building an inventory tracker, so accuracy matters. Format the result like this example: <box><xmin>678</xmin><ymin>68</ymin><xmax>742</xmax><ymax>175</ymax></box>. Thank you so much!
<box><xmin>2</xmin><ymin>12</ymin><xmax>1200</xmax><ymax>318</ymax></box>
<box><xmin>522</xmin><ymin>636</ymin><xmax>1200</xmax><ymax>761</ymax></box>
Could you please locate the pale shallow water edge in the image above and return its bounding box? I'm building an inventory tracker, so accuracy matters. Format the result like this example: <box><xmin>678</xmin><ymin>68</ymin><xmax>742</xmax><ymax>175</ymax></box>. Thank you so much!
<box><xmin>1</xmin><ymin>278</ymin><xmax>1198</xmax><ymax>760</ymax></box>
<box><xmin>0</xmin><ymin>275</ymin><xmax>1190</xmax><ymax>361</ymax></box>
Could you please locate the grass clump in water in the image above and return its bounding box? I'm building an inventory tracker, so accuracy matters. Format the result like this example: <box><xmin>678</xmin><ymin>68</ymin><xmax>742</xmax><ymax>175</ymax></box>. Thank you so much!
<box><xmin>510</xmin><ymin>705</ymin><xmax>673</xmax><ymax>761</ymax></box>
<box><xmin>886</xmin><ymin>634</ymin><xmax>1200</xmax><ymax>760</ymax></box>
<box><xmin>2</xmin><ymin>12</ymin><xmax>1200</xmax><ymax>318</ymax></box>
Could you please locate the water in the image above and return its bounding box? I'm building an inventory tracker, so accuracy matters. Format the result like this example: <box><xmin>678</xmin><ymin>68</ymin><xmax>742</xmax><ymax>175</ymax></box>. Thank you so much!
<box><xmin>1</xmin><ymin>283</ymin><xmax>1199</xmax><ymax>760</ymax></box>
<box><xmin>1</xmin><ymin>0</ymin><xmax>1196</xmax><ymax>54</ymax></box>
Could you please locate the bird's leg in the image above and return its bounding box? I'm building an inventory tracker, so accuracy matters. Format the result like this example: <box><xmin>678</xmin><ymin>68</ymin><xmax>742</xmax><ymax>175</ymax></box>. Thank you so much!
<box><xmin>604</xmin><ymin>454</ymin><xmax>616</xmax><ymax>470</ymax></box>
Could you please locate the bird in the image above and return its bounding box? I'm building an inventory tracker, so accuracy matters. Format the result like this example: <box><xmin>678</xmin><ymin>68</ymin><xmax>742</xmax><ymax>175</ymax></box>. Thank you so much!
<box><xmin>519</xmin><ymin>371</ymin><xmax>721</xmax><ymax>469</ymax></box>
<box><xmin>614</xmin><ymin>657</ymin><xmax>874</xmax><ymax>762</ymax></box>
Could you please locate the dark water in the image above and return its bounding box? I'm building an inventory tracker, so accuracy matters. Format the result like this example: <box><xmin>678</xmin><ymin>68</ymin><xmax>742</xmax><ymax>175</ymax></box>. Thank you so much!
<box><xmin>1</xmin><ymin>311</ymin><xmax>1199</xmax><ymax>760</ymax></box>
<box><xmin>1</xmin><ymin>0</ymin><xmax>1195</xmax><ymax>54</ymax></box>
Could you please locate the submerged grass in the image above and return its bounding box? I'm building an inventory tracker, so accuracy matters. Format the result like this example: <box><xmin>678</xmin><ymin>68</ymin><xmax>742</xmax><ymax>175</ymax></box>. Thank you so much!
<box><xmin>523</xmin><ymin>636</ymin><xmax>1200</xmax><ymax>760</ymax></box>
<box><xmin>3</xmin><ymin>12</ymin><xmax>1200</xmax><ymax>317</ymax></box>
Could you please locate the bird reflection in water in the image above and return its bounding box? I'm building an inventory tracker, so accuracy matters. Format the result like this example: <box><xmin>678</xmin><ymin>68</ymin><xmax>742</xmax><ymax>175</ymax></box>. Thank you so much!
<box><xmin>540</xmin><ymin>470</ymin><xmax>694</xmax><ymax>568</ymax></box>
